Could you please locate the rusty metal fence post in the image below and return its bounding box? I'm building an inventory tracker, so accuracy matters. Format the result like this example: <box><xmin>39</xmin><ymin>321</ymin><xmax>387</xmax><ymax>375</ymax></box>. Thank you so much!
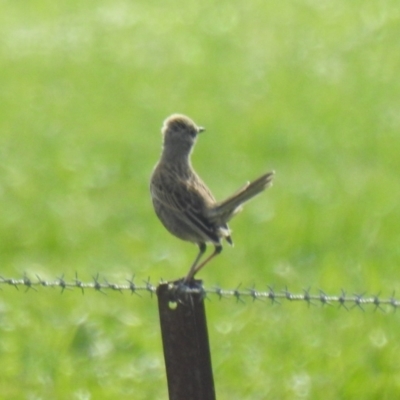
<box><xmin>157</xmin><ymin>280</ymin><xmax>216</xmax><ymax>400</ymax></box>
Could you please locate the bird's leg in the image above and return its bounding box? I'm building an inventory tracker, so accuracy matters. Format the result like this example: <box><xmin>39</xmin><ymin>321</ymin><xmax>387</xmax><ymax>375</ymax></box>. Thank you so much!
<box><xmin>185</xmin><ymin>244</ymin><xmax>223</xmax><ymax>282</ymax></box>
<box><xmin>184</xmin><ymin>243</ymin><xmax>207</xmax><ymax>283</ymax></box>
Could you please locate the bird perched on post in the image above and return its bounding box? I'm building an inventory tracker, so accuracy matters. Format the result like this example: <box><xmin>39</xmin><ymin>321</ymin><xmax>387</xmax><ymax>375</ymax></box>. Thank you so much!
<box><xmin>150</xmin><ymin>114</ymin><xmax>274</xmax><ymax>282</ymax></box>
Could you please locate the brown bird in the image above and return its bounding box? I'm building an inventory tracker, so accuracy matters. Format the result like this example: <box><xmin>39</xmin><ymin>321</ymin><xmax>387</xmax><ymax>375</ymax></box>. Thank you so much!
<box><xmin>150</xmin><ymin>114</ymin><xmax>274</xmax><ymax>282</ymax></box>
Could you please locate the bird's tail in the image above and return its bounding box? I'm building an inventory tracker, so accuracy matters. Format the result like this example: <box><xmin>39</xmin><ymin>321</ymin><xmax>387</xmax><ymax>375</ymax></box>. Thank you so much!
<box><xmin>207</xmin><ymin>171</ymin><xmax>274</xmax><ymax>223</ymax></box>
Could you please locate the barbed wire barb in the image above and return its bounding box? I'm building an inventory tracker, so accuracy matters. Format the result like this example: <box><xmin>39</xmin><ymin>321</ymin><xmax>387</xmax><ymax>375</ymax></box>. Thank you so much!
<box><xmin>283</xmin><ymin>287</ymin><xmax>293</xmax><ymax>301</ymax></box>
<box><xmin>143</xmin><ymin>277</ymin><xmax>156</xmax><ymax>298</ymax></box>
<box><xmin>126</xmin><ymin>275</ymin><xmax>142</xmax><ymax>297</ymax></box>
<box><xmin>23</xmin><ymin>273</ymin><xmax>37</xmax><ymax>292</ymax></box>
<box><xmin>211</xmin><ymin>285</ymin><xmax>225</xmax><ymax>300</ymax></box>
<box><xmin>247</xmin><ymin>284</ymin><xmax>263</xmax><ymax>302</ymax></box>
<box><xmin>337</xmin><ymin>289</ymin><xmax>349</xmax><ymax>311</ymax></box>
<box><xmin>233</xmin><ymin>283</ymin><xmax>245</xmax><ymax>304</ymax></box>
<box><xmin>372</xmin><ymin>292</ymin><xmax>385</xmax><ymax>313</ymax></box>
<box><xmin>267</xmin><ymin>286</ymin><xmax>280</xmax><ymax>305</ymax></box>
<box><xmin>92</xmin><ymin>274</ymin><xmax>107</xmax><ymax>295</ymax></box>
<box><xmin>303</xmin><ymin>287</ymin><xmax>315</xmax><ymax>308</ymax></box>
<box><xmin>74</xmin><ymin>272</ymin><xmax>85</xmax><ymax>295</ymax></box>
<box><xmin>319</xmin><ymin>290</ymin><xmax>333</xmax><ymax>307</ymax></box>
<box><xmin>0</xmin><ymin>276</ymin><xmax>19</xmax><ymax>290</ymax></box>
<box><xmin>57</xmin><ymin>274</ymin><xmax>71</xmax><ymax>293</ymax></box>
<box><xmin>351</xmin><ymin>292</ymin><xmax>366</xmax><ymax>312</ymax></box>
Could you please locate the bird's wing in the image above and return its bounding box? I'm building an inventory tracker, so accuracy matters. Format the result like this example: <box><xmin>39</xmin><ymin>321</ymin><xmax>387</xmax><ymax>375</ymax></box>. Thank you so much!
<box><xmin>151</xmin><ymin>175</ymin><xmax>224</xmax><ymax>244</ymax></box>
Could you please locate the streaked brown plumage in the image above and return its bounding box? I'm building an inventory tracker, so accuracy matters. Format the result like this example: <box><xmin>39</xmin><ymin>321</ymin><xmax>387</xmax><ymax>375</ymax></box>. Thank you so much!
<box><xmin>150</xmin><ymin>114</ymin><xmax>274</xmax><ymax>282</ymax></box>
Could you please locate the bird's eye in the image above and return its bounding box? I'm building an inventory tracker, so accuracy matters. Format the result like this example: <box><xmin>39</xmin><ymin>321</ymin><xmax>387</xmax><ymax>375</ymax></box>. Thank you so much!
<box><xmin>188</xmin><ymin>128</ymin><xmax>198</xmax><ymax>138</ymax></box>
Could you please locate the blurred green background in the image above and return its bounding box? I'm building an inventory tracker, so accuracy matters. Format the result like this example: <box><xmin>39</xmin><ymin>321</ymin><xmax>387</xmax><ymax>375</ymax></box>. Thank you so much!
<box><xmin>1</xmin><ymin>1</ymin><xmax>400</xmax><ymax>398</ymax></box>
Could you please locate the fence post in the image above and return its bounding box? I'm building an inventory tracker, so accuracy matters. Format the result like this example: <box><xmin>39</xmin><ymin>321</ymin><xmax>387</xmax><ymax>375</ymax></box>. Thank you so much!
<box><xmin>157</xmin><ymin>280</ymin><xmax>216</xmax><ymax>400</ymax></box>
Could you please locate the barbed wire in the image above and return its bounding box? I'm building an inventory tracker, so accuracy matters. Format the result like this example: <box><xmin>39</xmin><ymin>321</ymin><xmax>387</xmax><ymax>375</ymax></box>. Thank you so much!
<box><xmin>0</xmin><ymin>273</ymin><xmax>399</xmax><ymax>311</ymax></box>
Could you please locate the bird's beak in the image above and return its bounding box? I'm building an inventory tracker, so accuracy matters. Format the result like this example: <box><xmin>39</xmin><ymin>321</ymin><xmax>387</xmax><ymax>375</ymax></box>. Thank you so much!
<box><xmin>198</xmin><ymin>126</ymin><xmax>205</xmax><ymax>133</ymax></box>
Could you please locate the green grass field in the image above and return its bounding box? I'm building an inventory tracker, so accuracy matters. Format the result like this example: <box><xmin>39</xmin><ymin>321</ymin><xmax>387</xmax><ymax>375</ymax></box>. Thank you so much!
<box><xmin>1</xmin><ymin>1</ymin><xmax>400</xmax><ymax>398</ymax></box>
